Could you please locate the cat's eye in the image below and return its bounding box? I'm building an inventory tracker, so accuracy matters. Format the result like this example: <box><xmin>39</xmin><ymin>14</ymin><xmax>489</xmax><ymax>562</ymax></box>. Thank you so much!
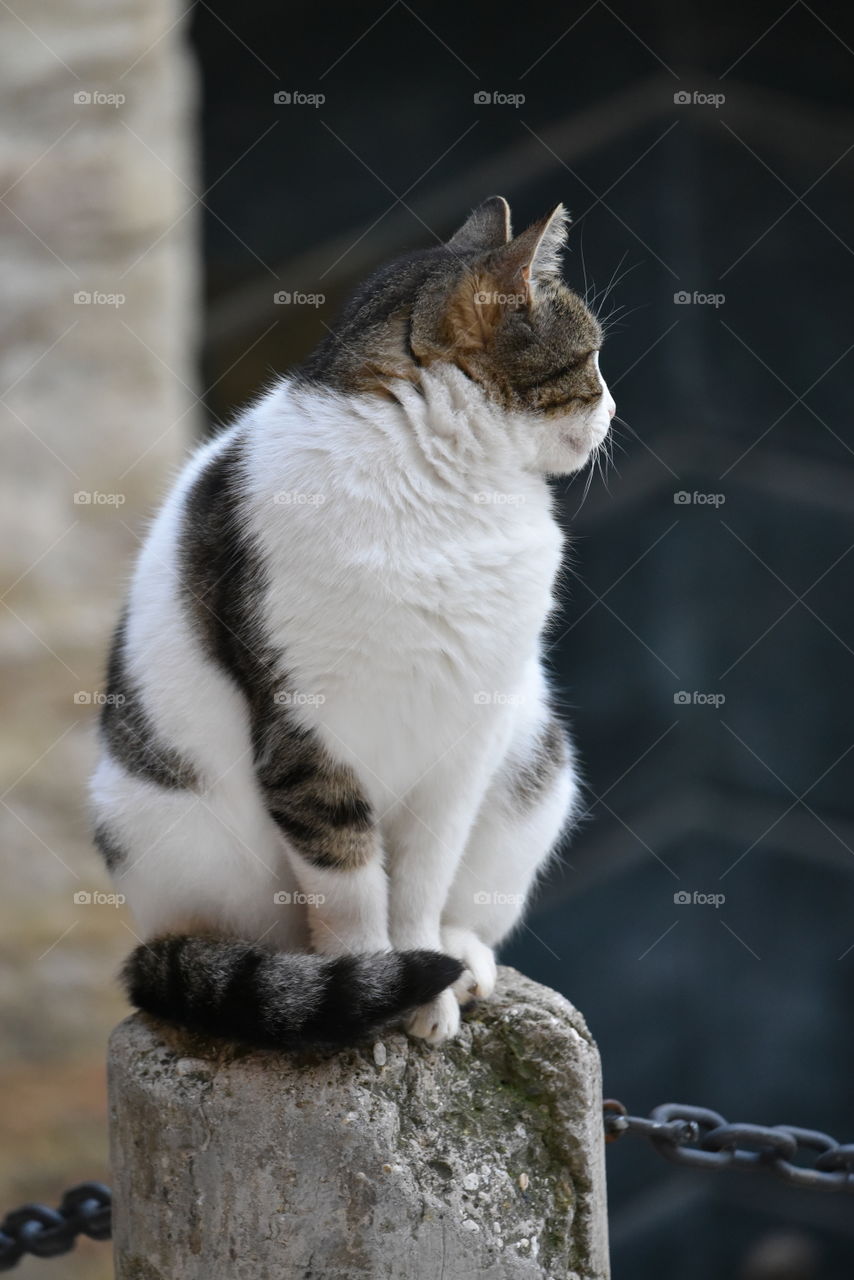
<box><xmin>564</xmin><ymin>350</ymin><xmax>594</xmax><ymax>371</ymax></box>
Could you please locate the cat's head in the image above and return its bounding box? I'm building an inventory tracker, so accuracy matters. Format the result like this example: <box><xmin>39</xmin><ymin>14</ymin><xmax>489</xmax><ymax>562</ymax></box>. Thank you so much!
<box><xmin>299</xmin><ymin>196</ymin><xmax>615</xmax><ymax>475</ymax></box>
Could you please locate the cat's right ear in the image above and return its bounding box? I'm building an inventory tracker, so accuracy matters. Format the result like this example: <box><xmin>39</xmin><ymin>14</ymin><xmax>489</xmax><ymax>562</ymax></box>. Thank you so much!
<box><xmin>446</xmin><ymin>196</ymin><xmax>512</xmax><ymax>252</ymax></box>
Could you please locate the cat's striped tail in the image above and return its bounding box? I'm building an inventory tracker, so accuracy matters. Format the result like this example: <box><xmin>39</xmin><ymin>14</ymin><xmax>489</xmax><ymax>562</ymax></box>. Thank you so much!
<box><xmin>122</xmin><ymin>937</ymin><xmax>463</xmax><ymax>1048</ymax></box>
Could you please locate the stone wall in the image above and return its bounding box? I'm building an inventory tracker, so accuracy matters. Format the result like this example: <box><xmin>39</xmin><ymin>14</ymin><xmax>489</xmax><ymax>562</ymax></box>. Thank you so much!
<box><xmin>0</xmin><ymin>5</ymin><xmax>198</xmax><ymax>1275</ymax></box>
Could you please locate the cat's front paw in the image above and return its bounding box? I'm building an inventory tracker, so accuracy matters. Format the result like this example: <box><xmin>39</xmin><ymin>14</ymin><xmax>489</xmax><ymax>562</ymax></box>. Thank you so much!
<box><xmin>441</xmin><ymin>926</ymin><xmax>497</xmax><ymax>1005</ymax></box>
<box><xmin>404</xmin><ymin>987</ymin><xmax>460</xmax><ymax>1045</ymax></box>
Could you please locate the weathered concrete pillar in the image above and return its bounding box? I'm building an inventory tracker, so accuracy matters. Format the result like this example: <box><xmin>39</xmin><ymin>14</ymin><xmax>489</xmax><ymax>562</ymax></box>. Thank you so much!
<box><xmin>108</xmin><ymin>967</ymin><xmax>610</xmax><ymax>1280</ymax></box>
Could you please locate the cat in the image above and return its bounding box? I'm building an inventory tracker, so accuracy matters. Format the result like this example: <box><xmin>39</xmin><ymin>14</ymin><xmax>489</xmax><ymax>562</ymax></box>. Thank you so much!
<box><xmin>90</xmin><ymin>195</ymin><xmax>615</xmax><ymax>1048</ymax></box>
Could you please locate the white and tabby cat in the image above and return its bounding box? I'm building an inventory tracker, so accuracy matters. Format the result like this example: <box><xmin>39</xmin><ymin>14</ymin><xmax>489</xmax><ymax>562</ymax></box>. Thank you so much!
<box><xmin>90</xmin><ymin>196</ymin><xmax>615</xmax><ymax>1046</ymax></box>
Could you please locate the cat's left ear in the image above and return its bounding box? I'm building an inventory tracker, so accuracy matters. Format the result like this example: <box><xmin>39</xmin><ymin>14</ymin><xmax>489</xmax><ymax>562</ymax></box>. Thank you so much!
<box><xmin>447</xmin><ymin>196</ymin><xmax>512</xmax><ymax>252</ymax></box>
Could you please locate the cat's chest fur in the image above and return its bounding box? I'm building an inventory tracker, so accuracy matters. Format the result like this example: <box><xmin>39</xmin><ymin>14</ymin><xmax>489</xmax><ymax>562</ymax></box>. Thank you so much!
<box><xmin>259</xmin><ymin>476</ymin><xmax>561</xmax><ymax>683</ymax></box>
<box><xmin>245</xmin><ymin>388</ymin><xmax>564</xmax><ymax>787</ymax></box>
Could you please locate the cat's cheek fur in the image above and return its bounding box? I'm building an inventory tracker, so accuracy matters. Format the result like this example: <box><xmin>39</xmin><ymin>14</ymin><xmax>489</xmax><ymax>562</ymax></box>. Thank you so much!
<box><xmin>531</xmin><ymin>356</ymin><xmax>615</xmax><ymax>476</ymax></box>
<box><xmin>531</xmin><ymin>408</ymin><xmax>607</xmax><ymax>475</ymax></box>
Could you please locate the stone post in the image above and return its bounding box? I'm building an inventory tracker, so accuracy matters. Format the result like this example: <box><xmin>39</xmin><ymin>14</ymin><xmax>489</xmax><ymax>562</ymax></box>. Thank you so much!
<box><xmin>108</xmin><ymin>967</ymin><xmax>610</xmax><ymax>1279</ymax></box>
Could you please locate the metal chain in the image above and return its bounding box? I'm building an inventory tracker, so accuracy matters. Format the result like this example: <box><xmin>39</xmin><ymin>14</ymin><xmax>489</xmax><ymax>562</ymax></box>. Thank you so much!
<box><xmin>0</xmin><ymin>1103</ymin><xmax>851</xmax><ymax>1269</ymax></box>
<box><xmin>603</xmin><ymin>1100</ymin><xmax>854</xmax><ymax>1192</ymax></box>
<box><xmin>0</xmin><ymin>1183</ymin><xmax>111</xmax><ymax>1271</ymax></box>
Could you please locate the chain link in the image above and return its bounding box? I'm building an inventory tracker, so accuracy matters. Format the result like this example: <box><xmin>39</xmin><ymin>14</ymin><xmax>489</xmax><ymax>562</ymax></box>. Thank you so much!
<box><xmin>603</xmin><ymin>1100</ymin><xmax>854</xmax><ymax>1192</ymax></box>
<box><xmin>0</xmin><ymin>1103</ymin><xmax>850</xmax><ymax>1269</ymax></box>
<box><xmin>0</xmin><ymin>1183</ymin><xmax>111</xmax><ymax>1271</ymax></box>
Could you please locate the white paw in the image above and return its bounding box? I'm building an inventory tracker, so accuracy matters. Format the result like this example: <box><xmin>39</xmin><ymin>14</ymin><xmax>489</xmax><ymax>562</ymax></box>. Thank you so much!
<box><xmin>405</xmin><ymin>987</ymin><xmax>461</xmax><ymax>1045</ymax></box>
<box><xmin>441</xmin><ymin>926</ymin><xmax>497</xmax><ymax>1005</ymax></box>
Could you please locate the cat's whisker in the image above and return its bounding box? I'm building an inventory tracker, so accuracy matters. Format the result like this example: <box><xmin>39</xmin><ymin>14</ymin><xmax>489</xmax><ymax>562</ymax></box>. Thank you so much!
<box><xmin>599</xmin><ymin>302</ymin><xmax>648</xmax><ymax>338</ymax></box>
<box><xmin>588</xmin><ymin>250</ymin><xmax>628</xmax><ymax>314</ymax></box>
<box><xmin>570</xmin><ymin>440</ymin><xmax>602</xmax><ymax>516</ymax></box>
<box><xmin>602</xmin><ymin>255</ymin><xmax>639</xmax><ymax>300</ymax></box>
<box><xmin>607</xmin><ymin>421</ymin><xmax>629</xmax><ymax>454</ymax></box>
<box><xmin>599</xmin><ymin>302</ymin><xmax>633</xmax><ymax>328</ymax></box>
<box><xmin>595</xmin><ymin>440</ymin><xmax>611</xmax><ymax>494</ymax></box>
<box><xmin>590</xmin><ymin>253</ymin><xmax>637</xmax><ymax>319</ymax></box>
<box><xmin>600</xmin><ymin>303</ymin><xmax>628</xmax><ymax>323</ymax></box>
<box><xmin>606</xmin><ymin>432</ymin><xmax>622</xmax><ymax>476</ymax></box>
<box><xmin>575</xmin><ymin>222</ymin><xmax>591</xmax><ymax>310</ymax></box>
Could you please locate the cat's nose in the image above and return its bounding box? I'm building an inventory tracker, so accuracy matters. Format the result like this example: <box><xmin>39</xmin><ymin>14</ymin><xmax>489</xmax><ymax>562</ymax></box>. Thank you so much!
<box><xmin>606</xmin><ymin>394</ymin><xmax>616</xmax><ymax>420</ymax></box>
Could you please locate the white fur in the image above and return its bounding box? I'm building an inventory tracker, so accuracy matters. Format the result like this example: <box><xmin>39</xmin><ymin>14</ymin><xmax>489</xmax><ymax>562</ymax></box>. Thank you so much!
<box><xmin>91</xmin><ymin>360</ymin><xmax>613</xmax><ymax>1042</ymax></box>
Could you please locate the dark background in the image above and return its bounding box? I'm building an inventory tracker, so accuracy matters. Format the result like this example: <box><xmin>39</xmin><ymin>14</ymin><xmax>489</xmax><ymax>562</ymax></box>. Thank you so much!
<box><xmin>189</xmin><ymin>3</ymin><xmax>854</xmax><ymax>1275</ymax></box>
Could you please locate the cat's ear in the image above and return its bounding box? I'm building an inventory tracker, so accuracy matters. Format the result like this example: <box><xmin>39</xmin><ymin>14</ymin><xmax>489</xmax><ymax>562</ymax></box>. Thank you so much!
<box><xmin>447</xmin><ymin>196</ymin><xmax>512</xmax><ymax>252</ymax></box>
<box><xmin>440</xmin><ymin>205</ymin><xmax>570</xmax><ymax>354</ymax></box>
<box><xmin>492</xmin><ymin>203</ymin><xmax>569</xmax><ymax>294</ymax></box>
